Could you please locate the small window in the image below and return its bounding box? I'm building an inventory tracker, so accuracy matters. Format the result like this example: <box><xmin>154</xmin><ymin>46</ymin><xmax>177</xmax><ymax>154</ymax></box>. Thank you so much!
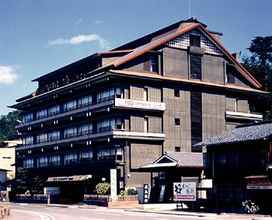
<box><xmin>144</xmin><ymin>117</ymin><xmax>148</xmax><ymax>132</ymax></box>
<box><xmin>175</xmin><ymin>146</ymin><xmax>181</xmax><ymax>152</ymax></box>
<box><xmin>2</xmin><ymin>157</ymin><xmax>11</xmax><ymax>159</ymax></box>
<box><xmin>143</xmin><ymin>88</ymin><xmax>148</xmax><ymax>101</ymax></box>
<box><xmin>175</xmin><ymin>118</ymin><xmax>180</xmax><ymax>126</ymax></box>
<box><xmin>149</xmin><ymin>54</ymin><xmax>159</xmax><ymax>73</ymax></box>
<box><xmin>190</xmin><ymin>34</ymin><xmax>201</xmax><ymax>47</ymax></box>
<box><xmin>174</xmin><ymin>89</ymin><xmax>180</xmax><ymax>97</ymax></box>
<box><xmin>190</xmin><ymin>54</ymin><xmax>202</xmax><ymax>80</ymax></box>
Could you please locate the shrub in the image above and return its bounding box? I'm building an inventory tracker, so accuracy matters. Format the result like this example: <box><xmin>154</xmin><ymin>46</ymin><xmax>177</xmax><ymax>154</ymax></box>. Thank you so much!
<box><xmin>126</xmin><ymin>187</ymin><xmax>138</xmax><ymax>195</ymax></box>
<box><xmin>95</xmin><ymin>182</ymin><xmax>110</xmax><ymax>195</ymax></box>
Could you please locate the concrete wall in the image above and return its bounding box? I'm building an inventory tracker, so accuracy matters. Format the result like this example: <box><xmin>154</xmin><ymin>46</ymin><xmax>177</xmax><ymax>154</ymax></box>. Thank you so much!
<box><xmin>202</xmin><ymin>93</ymin><xmax>226</xmax><ymax>139</ymax></box>
<box><xmin>162</xmin><ymin>87</ymin><xmax>191</xmax><ymax>152</ymax></box>
<box><xmin>163</xmin><ymin>47</ymin><xmax>189</xmax><ymax>78</ymax></box>
<box><xmin>202</xmin><ymin>55</ymin><xmax>224</xmax><ymax>84</ymax></box>
<box><xmin>125</xmin><ymin>142</ymin><xmax>162</xmax><ymax>187</ymax></box>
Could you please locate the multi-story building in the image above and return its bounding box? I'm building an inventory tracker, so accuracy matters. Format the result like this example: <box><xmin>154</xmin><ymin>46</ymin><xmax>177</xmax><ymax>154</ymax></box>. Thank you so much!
<box><xmin>11</xmin><ymin>18</ymin><xmax>267</xmax><ymax>202</ymax></box>
<box><xmin>0</xmin><ymin>140</ymin><xmax>19</xmax><ymax>182</ymax></box>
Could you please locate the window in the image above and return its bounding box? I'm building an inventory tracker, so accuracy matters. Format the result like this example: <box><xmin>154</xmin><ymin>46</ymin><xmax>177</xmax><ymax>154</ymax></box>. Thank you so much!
<box><xmin>115</xmin><ymin>88</ymin><xmax>122</xmax><ymax>98</ymax></box>
<box><xmin>64</xmin><ymin>153</ymin><xmax>78</xmax><ymax>165</ymax></box>
<box><xmin>225</xmin><ymin>63</ymin><xmax>236</xmax><ymax>84</ymax></box>
<box><xmin>36</xmin><ymin>109</ymin><xmax>48</xmax><ymax>120</ymax></box>
<box><xmin>78</xmin><ymin>124</ymin><xmax>93</xmax><ymax>136</ymax></box>
<box><xmin>48</xmin><ymin>155</ymin><xmax>61</xmax><ymax>166</ymax></box>
<box><xmin>63</xmin><ymin>100</ymin><xmax>77</xmax><ymax>112</ymax></box>
<box><xmin>115</xmin><ymin>119</ymin><xmax>123</xmax><ymax>130</ymax></box>
<box><xmin>149</xmin><ymin>54</ymin><xmax>159</xmax><ymax>73</ymax></box>
<box><xmin>48</xmin><ymin>105</ymin><xmax>60</xmax><ymax>116</ymax></box>
<box><xmin>22</xmin><ymin>113</ymin><xmax>33</xmax><ymax>123</ymax></box>
<box><xmin>37</xmin><ymin>156</ymin><xmax>48</xmax><ymax>167</ymax></box>
<box><xmin>190</xmin><ymin>54</ymin><xmax>202</xmax><ymax>80</ymax></box>
<box><xmin>144</xmin><ymin>117</ymin><xmax>148</xmax><ymax>133</ymax></box>
<box><xmin>23</xmin><ymin>136</ymin><xmax>34</xmax><ymax>145</ymax></box>
<box><xmin>36</xmin><ymin>133</ymin><xmax>47</xmax><ymax>143</ymax></box>
<box><xmin>143</xmin><ymin>88</ymin><xmax>148</xmax><ymax>101</ymax></box>
<box><xmin>97</xmin><ymin>118</ymin><xmax>116</xmax><ymax>132</ymax></box>
<box><xmin>175</xmin><ymin>146</ymin><xmax>181</xmax><ymax>152</ymax></box>
<box><xmin>78</xmin><ymin>95</ymin><xmax>92</xmax><ymax>108</ymax></box>
<box><xmin>23</xmin><ymin>158</ymin><xmax>34</xmax><ymax>168</ymax></box>
<box><xmin>48</xmin><ymin>131</ymin><xmax>60</xmax><ymax>142</ymax></box>
<box><xmin>97</xmin><ymin>148</ymin><xmax>116</xmax><ymax>160</ymax></box>
<box><xmin>175</xmin><ymin>118</ymin><xmax>180</xmax><ymax>126</ymax></box>
<box><xmin>190</xmin><ymin>34</ymin><xmax>201</xmax><ymax>47</ymax></box>
<box><xmin>97</xmin><ymin>88</ymin><xmax>115</xmax><ymax>103</ymax></box>
<box><xmin>191</xmin><ymin>92</ymin><xmax>202</xmax><ymax>147</ymax></box>
<box><xmin>174</xmin><ymin>89</ymin><xmax>180</xmax><ymax>97</ymax></box>
<box><xmin>116</xmin><ymin>148</ymin><xmax>123</xmax><ymax>161</ymax></box>
<box><xmin>64</xmin><ymin>127</ymin><xmax>77</xmax><ymax>138</ymax></box>
<box><xmin>80</xmin><ymin>151</ymin><xmax>93</xmax><ymax>160</ymax></box>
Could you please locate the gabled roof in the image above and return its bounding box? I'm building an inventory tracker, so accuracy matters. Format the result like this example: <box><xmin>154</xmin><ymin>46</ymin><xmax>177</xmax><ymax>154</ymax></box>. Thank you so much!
<box><xmin>109</xmin><ymin>21</ymin><xmax>261</xmax><ymax>89</ymax></box>
<box><xmin>196</xmin><ymin>121</ymin><xmax>272</xmax><ymax>147</ymax></box>
<box><xmin>141</xmin><ymin>151</ymin><xmax>203</xmax><ymax>169</ymax></box>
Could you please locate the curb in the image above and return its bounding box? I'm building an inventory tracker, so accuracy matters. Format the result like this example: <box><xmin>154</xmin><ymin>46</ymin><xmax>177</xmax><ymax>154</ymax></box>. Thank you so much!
<box><xmin>125</xmin><ymin>208</ymin><xmax>217</xmax><ymax>218</ymax></box>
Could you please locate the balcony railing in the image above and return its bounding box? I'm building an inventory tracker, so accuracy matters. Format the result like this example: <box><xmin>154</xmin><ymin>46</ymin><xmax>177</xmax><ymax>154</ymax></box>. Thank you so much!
<box><xmin>17</xmin><ymin>130</ymin><xmax>165</xmax><ymax>150</ymax></box>
<box><xmin>18</xmin><ymin>98</ymin><xmax>166</xmax><ymax>129</ymax></box>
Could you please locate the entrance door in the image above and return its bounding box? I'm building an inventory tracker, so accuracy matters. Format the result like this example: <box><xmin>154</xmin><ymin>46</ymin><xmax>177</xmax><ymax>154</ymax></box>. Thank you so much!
<box><xmin>59</xmin><ymin>183</ymin><xmax>84</xmax><ymax>204</ymax></box>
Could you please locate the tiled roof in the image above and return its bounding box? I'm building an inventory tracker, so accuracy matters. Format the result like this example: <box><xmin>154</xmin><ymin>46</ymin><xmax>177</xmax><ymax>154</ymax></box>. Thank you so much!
<box><xmin>165</xmin><ymin>152</ymin><xmax>203</xmax><ymax>168</ymax></box>
<box><xmin>196</xmin><ymin>122</ymin><xmax>272</xmax><ymax>147</ymax></box>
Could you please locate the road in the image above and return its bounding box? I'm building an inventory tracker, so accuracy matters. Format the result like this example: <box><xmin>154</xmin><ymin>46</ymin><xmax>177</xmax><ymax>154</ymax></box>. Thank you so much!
<box><xmin>8</xmin><ymin>203</ymin><xmax>215</xmax><ymax>220</ymax></box>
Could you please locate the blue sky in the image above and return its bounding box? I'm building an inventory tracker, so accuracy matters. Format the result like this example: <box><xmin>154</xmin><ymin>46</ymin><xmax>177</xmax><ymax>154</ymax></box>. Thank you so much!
<box><xmin>0</xmin><ymin>0</ymin><xmax>271</xmax><ymax>114</ymax></box>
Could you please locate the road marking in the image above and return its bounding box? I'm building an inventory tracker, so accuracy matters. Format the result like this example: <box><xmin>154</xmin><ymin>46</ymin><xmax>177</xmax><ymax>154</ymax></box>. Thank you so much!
<box><xmin>13</xmin><ymin>209</ymin><xmax>56</xmax><ymax>220</ymax></box>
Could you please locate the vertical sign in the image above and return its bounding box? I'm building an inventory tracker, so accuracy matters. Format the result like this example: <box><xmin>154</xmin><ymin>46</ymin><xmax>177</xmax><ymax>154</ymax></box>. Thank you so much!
<box><xmin>110</xmin><ymin>169</ymin><xmax>117</xmax><ymax>200</ymax></box>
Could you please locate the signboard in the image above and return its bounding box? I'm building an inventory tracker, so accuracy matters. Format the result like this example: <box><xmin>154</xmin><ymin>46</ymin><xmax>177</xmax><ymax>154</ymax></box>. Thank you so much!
<box><xmin>110</xmin><ymin>169</ymin><xmax>117</xmax><ymax>200</ymax></box>
<box><xmin>173</xmin><ymin>182</ymin><xmax>197</xmax><ymax>201</ymax></box>
<box><xmin>115</xmin><ymin>98</ymin><xmax>166</xmax><ymax>111</ymax></box>
<box><xmin>44</xmin><ymin>187</ymin><xmax>60</xmax><ymax>195</ymax></box>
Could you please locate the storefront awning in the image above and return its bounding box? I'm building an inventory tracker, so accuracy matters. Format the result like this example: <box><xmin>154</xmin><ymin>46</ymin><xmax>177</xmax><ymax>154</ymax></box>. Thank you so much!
<box><xmin>140</xmin><ymin>152</ymin><xmax>203</xmax><ymax>171</ymax></box>
<box><xmin>47</xmin><ymin>175</ymin><xmax>92</xmax><ymax>183</ymax></box>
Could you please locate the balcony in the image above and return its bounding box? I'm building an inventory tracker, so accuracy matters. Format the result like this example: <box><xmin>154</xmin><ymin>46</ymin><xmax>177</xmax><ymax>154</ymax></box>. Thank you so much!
<box><xmin>226</xmin><ymin>111</ymin><xmax>263</xmax><ymax>121</ymax></box>
<box><xmin>114</xmin><ymin>98</ymin><xmax>166</xmax><ymax>111</ymax></box>
<box><xmin>17</xmin><ymin>130</ymin><xmax>165</xmax><ymax>150</ymax></box>
<box><xmin>17</xmin><ymin>100</ymin><xmax>114</xmax><ymax>128</ymax></box>
<box><xmin>17</xmin><ymin>98</ymin><xmax>166</xmax><ymax>129</ymax></box>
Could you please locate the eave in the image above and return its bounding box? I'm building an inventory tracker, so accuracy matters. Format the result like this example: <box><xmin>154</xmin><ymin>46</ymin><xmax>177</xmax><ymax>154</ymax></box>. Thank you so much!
<box><xmin>109</xmin><ymin>70</ymin><xmax>268</xmax><ymax>95</ymax></box>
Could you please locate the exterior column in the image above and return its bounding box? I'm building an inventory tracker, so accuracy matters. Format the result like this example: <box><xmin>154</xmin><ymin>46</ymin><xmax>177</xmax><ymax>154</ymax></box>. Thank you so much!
<box><xmin>110</xmin><ymin>169</ymin><xmax>117</xmax><ymax>200</ymax></box>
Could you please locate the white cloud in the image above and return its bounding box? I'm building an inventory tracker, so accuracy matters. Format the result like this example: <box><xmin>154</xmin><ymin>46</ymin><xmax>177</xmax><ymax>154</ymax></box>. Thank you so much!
<box><xmin>94</xmin><ymin>20</ymin><xmax>104</xmax><ymax>25</ymax></box>
<box><xmin>48</xmin><ymin>34</ymin><xmax>110</xmax><ymax>49</ymax></box>
<box><xmin>0</xmin><ymin>65</ymin><xmax>17</xmax><ymax>85</ymax></box>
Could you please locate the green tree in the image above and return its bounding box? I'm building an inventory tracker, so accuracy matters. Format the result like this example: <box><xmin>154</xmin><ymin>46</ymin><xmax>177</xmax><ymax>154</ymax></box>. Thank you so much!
<box><xmin>0</xmin><ymin>111</ymin><xmax>21</xmax><ymax>141</ymax></box>
<box><xmin>243</xmin><ymin>36</ymin><xmax>272</xmax><ymax>91</ymax></box>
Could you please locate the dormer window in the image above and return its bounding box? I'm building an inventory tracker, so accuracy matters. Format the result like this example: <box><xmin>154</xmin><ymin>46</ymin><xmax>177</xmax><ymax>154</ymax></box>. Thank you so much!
<box><xmin>190</xmin><ymin>34</ymin><xmax>201</xmax><ymax>47</ymax></box>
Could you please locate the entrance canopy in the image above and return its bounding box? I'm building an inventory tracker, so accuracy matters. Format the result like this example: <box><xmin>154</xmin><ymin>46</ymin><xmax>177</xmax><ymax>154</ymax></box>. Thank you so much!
<box><xmin>139</xmin><ymin>152</ymin><xmax>203</xmax><ymax>171</ymax></box>
<box><xmin>47</xmin><ymin>175</ymin><xmax>92</xmax><ymax>183</ymax></box>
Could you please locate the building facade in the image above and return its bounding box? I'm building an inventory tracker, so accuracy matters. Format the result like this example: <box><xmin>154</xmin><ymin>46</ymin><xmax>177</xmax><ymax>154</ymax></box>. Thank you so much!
<box><xmin>11</xmin><ymin>18</ymin><xmax>266</xmax><ymax>201</ymax></box>
<box><xmin>0</xmin><ymin>140</ymin><xmax>19</xmax><ymax>181</ymax></box>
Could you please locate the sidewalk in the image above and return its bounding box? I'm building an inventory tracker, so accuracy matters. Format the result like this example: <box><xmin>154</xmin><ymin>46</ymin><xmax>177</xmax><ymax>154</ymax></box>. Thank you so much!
<box><xmin>127</xmin><ymin>203</ymin><xmax>272</xmax><ymax>220</ymax></box>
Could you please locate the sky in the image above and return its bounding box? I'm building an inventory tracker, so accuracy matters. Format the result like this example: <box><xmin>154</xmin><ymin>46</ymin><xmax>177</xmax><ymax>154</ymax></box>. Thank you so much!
<box><xmin>0</xmin><ymin>0</ymin><xmax>271</xmax><ymax>115</ymax></box>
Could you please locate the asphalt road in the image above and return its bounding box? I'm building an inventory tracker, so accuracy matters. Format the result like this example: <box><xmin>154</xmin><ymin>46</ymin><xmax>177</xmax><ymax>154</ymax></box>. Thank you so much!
<box><xmin>8</xmin><ymin>203</ymin><xmax>214</xmax><ymax>220</ymax></box>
